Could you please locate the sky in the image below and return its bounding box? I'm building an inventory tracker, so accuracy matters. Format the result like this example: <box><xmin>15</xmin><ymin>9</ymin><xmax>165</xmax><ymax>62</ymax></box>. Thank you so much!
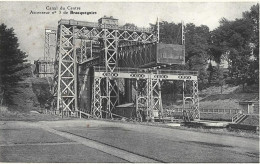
<box><xmin>0</xmin><ymin>1</ymin><xmax>257</xmax><ymax>62</ymax></box>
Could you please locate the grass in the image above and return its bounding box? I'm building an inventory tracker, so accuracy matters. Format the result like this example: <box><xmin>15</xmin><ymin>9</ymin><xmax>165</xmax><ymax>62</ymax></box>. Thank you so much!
<box><xmin>1</xmin><ymin>105</ymin><xmax>258</xmax><ymax>139</ymax></box>
<box><xmin>0</xmin><ymin>106</ymin><xmax>62</xmax><ymax>121</ymax></box>
<box><xmin>200</xmin><ymin>84</ymin><xmax>239</xmax><ymax>95</ymax></box>
<box><xmin>174</xmin><ymin>125</ymin><xmax>259</xmax><ymax>139</ymax></box>
<box><xmin>201</xmin><ymin>93</ymin><xmax>259</xmax><ymax>101</ymax></box>
<box><xmin>239</xmin><ymin>115</ymin><xmax>259</xmax><ymax>126</ymax></box>
<box><xmin>88</xmin><ymin>117</ymin><xmax>259</xmax><ymax>139</ymax></box>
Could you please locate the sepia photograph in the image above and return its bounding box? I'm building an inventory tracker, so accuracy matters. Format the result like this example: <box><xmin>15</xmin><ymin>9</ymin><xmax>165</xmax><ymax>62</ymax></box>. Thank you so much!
<box><xmin>0</xmin><ymin>0</ymin><xmax>259</xmax><ymax>163</ymax></box>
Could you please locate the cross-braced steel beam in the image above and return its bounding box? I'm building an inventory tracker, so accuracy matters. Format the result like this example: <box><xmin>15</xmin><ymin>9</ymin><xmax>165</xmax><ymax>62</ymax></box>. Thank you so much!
<box><xmin>136</xmin><ymin>79</ymin><xmax>148</xmax><ymax>122</ymax></box>
<box><xmin>54</xmin><ymin>25</ymin><xmax>78</xmax><ymax>116</ymax></box>
<box><xmin>147</xmin><ymin>78</ymin><xmax>163</xmax><ymax>121</ymax></box>
<box><xmin>135</xmin><ymin>76</ymin><xmax>163</xmax><ymax>122</ymax></box>
<box><xmin>92</xmin><ymin>77</ymin><xmax>102</xmax><ymax>118</ymax></box>
<box><xmin>192</xmin><ymin>80</ymin><xmax>199</xmax><ymax>120</ymax></box>
<box><xmin>80</xmin><ymin>40</ymin><xmax>92</xmax><ymax>63</ymax></box>
<box><xmin>74</xmin><ymin>26</ymin><xmax>156</xmax><ymax>43</ymax></box>
<box><xmin>182</xmin><ymin>80</ymin><xmax>200</xmax><ymax>121</ymax></box>
<box><xmin>118</xmin><ymin>43</ymin><xmax>156</xmax><ymax>68</ymax></box>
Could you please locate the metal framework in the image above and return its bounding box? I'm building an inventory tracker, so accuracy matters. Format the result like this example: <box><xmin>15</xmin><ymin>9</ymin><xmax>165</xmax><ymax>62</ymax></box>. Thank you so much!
<box><xmin>148</xmin><ymin>78</ymin><xmax>162</xmax><ymax>121</ymax></box>
<box><xmin>93</xmin><ymin>66</ymin><xmax>199</xmax><ymax>120</ymax></box>
<box><xmin>136</xmin><ymin>79</ymin><xmax>149</xmax><ymax>121</ymax></box>
<box><xmin>182</xmin><ymin>80</ymin><xmax>200</xmax><ymax>121</ymax></box>
<box><xmin>53</xmin><ymin>19</ymin><xmax>156</xmax><ymax>116</ymax></box>
<box><xmin>80</xmin><ymin>40</ymin><xmax>92</xmax><ymax>63</ymax></box>
<box><xmin>36</xmin><ymin>28</ymin><xmax>56</xmax><ymax>78</ymax></box>
<box><xmin>52</xmin><ymin>25</ymin><xmax>78</xmax><ymax>116</ymax></box>
<box><xmin>44</xmin><ymin>29</ymin><xmax>57</xmax><ymax>60</ymax></box>
<box><xmin>52</xmin><ymin>18</ymin><xmax>200</xmax><ymax>121</ymax></box>
<box><xmin>118</xmin><ymin>43</ymin><xmax>156</xmax><ymax>68</ymax></box>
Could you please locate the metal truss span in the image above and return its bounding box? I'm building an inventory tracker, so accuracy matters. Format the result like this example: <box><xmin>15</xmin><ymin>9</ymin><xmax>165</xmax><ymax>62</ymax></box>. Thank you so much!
<box><xmin>91</xmin><ymin>66</ymin><xmax>199</xmax><ymax>121</ymax></box>
<box><xmin>59</xmin><ymin>19</ymin><xmax>157</xmax><ymax>43</ymax></box>
<box><xmin>118</xmin><ymin>43</ymin><xmax>157</xmax><ymax>68</ymax></box>
<box><xmin>94</xmin><ymin>66</ymin><xmax>198</xmax><ymax>81</ymax></box>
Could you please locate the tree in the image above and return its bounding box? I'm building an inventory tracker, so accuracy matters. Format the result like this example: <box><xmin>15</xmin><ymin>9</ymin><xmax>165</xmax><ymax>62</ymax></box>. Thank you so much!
<box><xmin>211</xmin><ymin>4</ymin><xmax>259</xmax><ymax>88</ymax></box>
<box><xmin>159</xmin><ymin>21</ymin><xmax>183</xmax><ymax>44</ymax></box>
<box><xmin>185</xmin><ymin>23</ymin><xmax>211</xmax><ymax>88</ymax></box>
<box><xmin>150</xmin><ymin>21</ymin><xmax>211</xmax><ymax>91</ymax></box>
<box><xmin>243</xmin><ymin>4</ymin><xmax>259</xmax><ymax>86</ymax></box>
<box><xmin>185</xmin><ymin>24</ymin><xmax>210</xmax><ymax>66</ymax></box>
<box><xmin>122</xmin><ymin>23</ymin><xmax>138</xmax><ymax>30</ymax></box>
<box><xmin>150</xmin><ymin>21</ymin><xmax>183</xmax><ymax>44</ymax></box>
<box><xmin>0</xmin><ymin>23</ymin><xmax>28</xmax><ymax>105</ymax></box>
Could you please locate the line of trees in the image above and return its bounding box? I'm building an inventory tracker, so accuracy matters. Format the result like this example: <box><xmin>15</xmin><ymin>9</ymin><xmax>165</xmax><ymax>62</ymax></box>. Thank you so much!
<box><xmin>153</xmin><ymin>4</ymin><xmax>259</xmax><ymax>94</ymax></box>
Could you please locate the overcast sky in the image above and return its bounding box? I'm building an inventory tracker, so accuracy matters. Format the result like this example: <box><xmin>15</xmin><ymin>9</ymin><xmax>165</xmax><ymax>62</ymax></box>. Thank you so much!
<box><xmin>0</xmin><ymin>1</ymin><xmax>257</xmax><ymax>62</ymax></box>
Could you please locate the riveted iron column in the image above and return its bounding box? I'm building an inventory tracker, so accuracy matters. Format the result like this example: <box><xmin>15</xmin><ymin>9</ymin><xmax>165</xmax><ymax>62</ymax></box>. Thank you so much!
<box><xmin>54</xmin><ymin>24</ymin><xmax>78</xmax><ymax>116</ymax></box>
<box><xmin>147</xmin><ymin>76</ymin><xmax>163</xmax><ymax>122</ymax></box>
<box><xmin>136</xmin><ymin>79</ymin><xmax>148</xmax><ymax>122</ymax></box>
<box><xmin>92</xmin><ymin>76</ymin><xmax>102</xmax><ymax>118</ymax></box>
<box><xmin>103</xmin><ymin>28</ymin><xmax>119</xmax><ymax>118</ymax></box>
<box><xmin>192</xmin><ymin>80</ymin><xmax>200</xmax><ymax>120</ymax></box>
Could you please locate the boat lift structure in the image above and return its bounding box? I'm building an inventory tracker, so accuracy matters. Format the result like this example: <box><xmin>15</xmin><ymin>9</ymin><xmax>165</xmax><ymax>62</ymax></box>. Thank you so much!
<box><xmin>39</xmin><ymin>16</ymin><xmax>200</xmax><ymax>121</ymax></box>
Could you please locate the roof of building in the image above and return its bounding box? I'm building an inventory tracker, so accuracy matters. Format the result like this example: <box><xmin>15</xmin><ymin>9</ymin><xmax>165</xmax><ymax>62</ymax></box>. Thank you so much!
<box><xmin>238</xmin><ymin>101</ymin><xmax>259</xmax><ymax>105</ymax></box>
<box><xmin>99</xmin><ymin>15</ymin><xmax>118</xmax><ymax>20</ymax></box>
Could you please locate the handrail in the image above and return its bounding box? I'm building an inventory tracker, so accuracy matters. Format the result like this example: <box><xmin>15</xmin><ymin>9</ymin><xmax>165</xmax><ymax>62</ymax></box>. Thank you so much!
<box><xmin>200</xmin><ymin>108</ymin><xmax>240</xmax><ymax>114</ymax></box>
<box><xmin>232</xmin><ymin>112</ymin><xmax>240</xmax><ymax>123</ymax></box>
<box><xmin>232</xmin><ymin>112</ymin><xmax>248</xmax><ymax>123</ymax></box>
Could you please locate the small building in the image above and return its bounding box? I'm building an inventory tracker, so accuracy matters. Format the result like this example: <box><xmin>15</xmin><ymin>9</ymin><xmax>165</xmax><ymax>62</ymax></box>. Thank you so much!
<box><xmin>34</xmin><ymin>58</ymin><xmax>54</xmax><ymax>78</ymax></box>
<box><xmin>238</xmin><ymin>101</ymin><xmax>259</xmax><ymax>114</ymax></box>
